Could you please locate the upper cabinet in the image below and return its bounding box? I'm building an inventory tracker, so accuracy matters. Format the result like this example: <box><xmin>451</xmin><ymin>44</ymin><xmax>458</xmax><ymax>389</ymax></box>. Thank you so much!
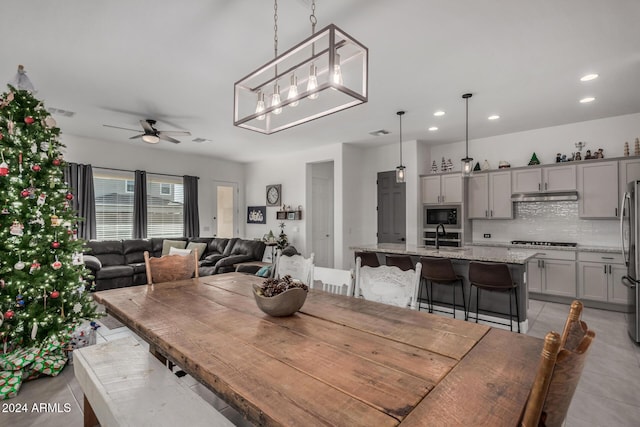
<box><xmin>577</xmin><ymin>160</ymin><xmax>619</xmax><ymax>218</ymax></box>
<box><xmin>619</xmin><ymin>158</ymin><xmax>640</xmax><ymax>202</ymax></box>
<box><xmin>511</xmin><ymin>165</ymin><xmax>576</xmax><ymax>193</ymax></box>
<box><xmin>421</xmin><ymin>173</ymin><xmax>462</xmax><ymax>204</ymax></box>
<box><xmin>467</xmin><ymin>171</ymin><xmax>512</xmax><ymax>219</ymax></box>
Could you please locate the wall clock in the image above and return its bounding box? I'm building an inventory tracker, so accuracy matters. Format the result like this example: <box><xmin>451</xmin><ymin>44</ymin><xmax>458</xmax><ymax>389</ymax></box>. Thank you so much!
<box><xmin>266</xmin><ymin>184</ymin><xmax>281</xmax><ymax>207</ymax></box>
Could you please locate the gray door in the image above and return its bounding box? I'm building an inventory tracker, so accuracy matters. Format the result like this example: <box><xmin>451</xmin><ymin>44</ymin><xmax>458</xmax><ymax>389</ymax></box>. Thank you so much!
<box><xmin>377</xmin><ymin>171</ymin><xmax>406</xmax><ymax>243</ymax></box>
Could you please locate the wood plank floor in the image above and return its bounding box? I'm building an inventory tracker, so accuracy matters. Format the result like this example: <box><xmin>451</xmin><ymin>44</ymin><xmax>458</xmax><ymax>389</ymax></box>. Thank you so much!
<box><xmin>1</xmin><ymin>299</ymin><xmax>639</xmax><ymax>427</ymax></box>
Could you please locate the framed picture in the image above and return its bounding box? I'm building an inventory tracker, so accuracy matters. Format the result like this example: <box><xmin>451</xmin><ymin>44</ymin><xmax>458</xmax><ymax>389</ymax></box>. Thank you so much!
<box><xmin>247</xmin><ymin>206</ymin><xmax>267</xmax><ymax>224</ymax></box>
<box><xmin>287</xmin><ymin>212</ymin><xmax>296</xmax><ymax>220</ymax></box>
<box><xmin>266</xmin><ymin>184</ymin><xmax>281</xmax><ymax>207</ymax></box>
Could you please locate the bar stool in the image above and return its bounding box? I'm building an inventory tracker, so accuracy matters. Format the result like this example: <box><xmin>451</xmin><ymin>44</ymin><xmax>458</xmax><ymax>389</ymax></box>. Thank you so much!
<box><xmin>385</xmin><ymin>255</ymin><xmax>414</xmax><ymax>271</ymax></box>
<box><xmin>354</xmin><ymin>251</ymin><xmax>380</xmax><ymax>268</ymax></box>
<box><xmin>468</xmin><ymin>262</ymin><xmax>520</xmax><ymax>332</ymax></box>
<box><xmin>419</xmin><ymin>257</ymin><xmax>466</xmax><ymax>318</ymax></box>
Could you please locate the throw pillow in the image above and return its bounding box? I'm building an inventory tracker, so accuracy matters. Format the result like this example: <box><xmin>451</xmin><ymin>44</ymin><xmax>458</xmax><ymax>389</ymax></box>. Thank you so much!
<box><xmin>162</xmin><ymin>239</ymin><xmax>187</xmax><ymax>256</ymax></box>
<box><xmin>256</xmin><ymin>265</ymin><xmax>272</xmax><ymax>278</ymax></box>
<box><xmin>169</xmin><ymin>247</ymin><xmax>192</xmax><ymax>256</ymax></box>
<box><xmin>186</xmin><ymin>242</ymin><xmax>207</xmax><ymax>260</ymax></box>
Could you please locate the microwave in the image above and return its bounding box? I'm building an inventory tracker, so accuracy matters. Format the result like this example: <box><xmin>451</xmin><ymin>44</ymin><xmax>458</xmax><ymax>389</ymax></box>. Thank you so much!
<box><xmin>424</xmin><ymin>205</ymin><xmax>460</xmax><ymax>228</ymax></box>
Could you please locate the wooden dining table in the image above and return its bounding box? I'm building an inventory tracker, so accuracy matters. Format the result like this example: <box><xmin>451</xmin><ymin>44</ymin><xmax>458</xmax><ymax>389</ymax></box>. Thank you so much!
<box><xmin>93</xmin><ymin>272</ymin><xmax>543</xmax><ymax>427</ymax></box>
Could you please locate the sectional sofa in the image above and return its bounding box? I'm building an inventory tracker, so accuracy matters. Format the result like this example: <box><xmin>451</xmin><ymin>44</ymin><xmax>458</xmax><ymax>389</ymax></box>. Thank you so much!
<box><xmin>84</xmin><ymin>237</ymin><xmax>266</xmax><ymax>291</ymax></box>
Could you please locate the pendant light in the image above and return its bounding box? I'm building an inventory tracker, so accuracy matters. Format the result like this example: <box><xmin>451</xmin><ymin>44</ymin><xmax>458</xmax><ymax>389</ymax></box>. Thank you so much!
<box><xmin>396</xmin><ymin>111</ymin><xmax>406</xmax><ymax>183</ymax></box>
<box><xmin>461</xmin><ymin>93</ymin><xmax>474</xmax><ymax>176</ymax></box>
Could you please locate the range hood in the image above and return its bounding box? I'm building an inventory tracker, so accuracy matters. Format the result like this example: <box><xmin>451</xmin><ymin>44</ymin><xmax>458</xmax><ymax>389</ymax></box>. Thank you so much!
<box><xmin>511</xmin><ymin>190</ymin><xmax>579</xmax><ymax>202</ymax></box>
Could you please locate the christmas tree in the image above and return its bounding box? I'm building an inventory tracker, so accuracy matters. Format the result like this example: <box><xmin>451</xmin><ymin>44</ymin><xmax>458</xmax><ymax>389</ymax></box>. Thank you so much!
<box><xmin>0</xmin><ymin>86</ymin><xmax>99</xmax><ymax>368</ymax></box>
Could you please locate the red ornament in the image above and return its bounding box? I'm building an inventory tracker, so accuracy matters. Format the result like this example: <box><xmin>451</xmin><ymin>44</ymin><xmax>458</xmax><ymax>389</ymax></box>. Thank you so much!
<box><xmin>65</xmin><ymin>193</ymin><xmax>74</xmax><ymax>200</ymax></box>
<box><xmin>52</xmin><ymin>158</ymin><xmax>61</xmax><ymax>166</ymax></box>
<box><xmin>0</xmin><ymin>132</ymin><xmax>3</xmax><ymax>140</ymax></box>
<box><xmin>4</xmin><ymin>310</ymin><xmax>14</xmax><ymax>320</ymax></box>
<box><xmin>51</xmin><ymin>241</ymin><xmax>61</xmax><ymax>249</ymax></box>
<box><xmin>21</xmin><ymin>189</ymin><xmax>30</xmax><ymax>198</ymax></box>
<box><xmin>0</xmin><ymin>162</ymin><xmax>8</xmax><ymax>176</ymax></box>
<box><xmin>32</xmin><ymin>164</ymin><xmax>41</xmax><ymax>172</ymax></box>
<box><xmin>24</xmin><ymin>116</ymin><xmax>35</xmax><ymax>125</ymax></box>
<box><xmin>50</xmin><ymin>291</ymin><xmax>60</xmax><ymax>299</ymax></box>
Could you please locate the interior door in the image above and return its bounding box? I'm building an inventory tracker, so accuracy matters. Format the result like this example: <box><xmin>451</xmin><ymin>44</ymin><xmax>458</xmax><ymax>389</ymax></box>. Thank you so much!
<box><xmin>311</xmin><ymin>162</ymin><xmax>334</xmax><ymax>267</ymax></box>
<box><xmin>212</xmin><ymin>181</ymin><xmax>238</xmax><ymax>238</ymax></box>
<box><xmin>377</xmin><ymin>171</ymin><xmax>406</xmax><ymax>243</ymax></box>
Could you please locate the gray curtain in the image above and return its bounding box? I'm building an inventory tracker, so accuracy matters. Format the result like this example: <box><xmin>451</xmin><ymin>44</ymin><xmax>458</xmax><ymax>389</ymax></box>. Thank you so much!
<box><xmin>133</xmin><ymin>170</ymin><xmax>147</xmax><ymax>238</ymax></box>
<box><xmin>183</xmin><ymin>175</ymin><xmax>199</xmax><ymax>237</ymax></box>
<box><xmin>64</xmin><ymin>163</ymin><xmax>96</xmax><ymax>240</ymax></box>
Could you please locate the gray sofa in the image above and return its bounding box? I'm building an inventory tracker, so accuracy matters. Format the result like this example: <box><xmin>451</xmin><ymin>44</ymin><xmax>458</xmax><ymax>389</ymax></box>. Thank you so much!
<box><xmin>84</xmin><ymin>237</ymin><xmax>266</xmax><ymax>291</ymax></box>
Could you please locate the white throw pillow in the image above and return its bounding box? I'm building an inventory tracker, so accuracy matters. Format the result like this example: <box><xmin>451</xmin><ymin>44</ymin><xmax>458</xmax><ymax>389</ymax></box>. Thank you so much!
<box><xmin>169</xmin><ymin>247</ymin><xmax>192</xmax><ymax>256</ymax></box>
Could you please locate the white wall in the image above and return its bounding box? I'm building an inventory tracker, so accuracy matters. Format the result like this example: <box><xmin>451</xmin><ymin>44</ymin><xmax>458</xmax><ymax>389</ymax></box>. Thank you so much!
<box><xmin>61</xmin><ymin>135</ymin><xmax>246</xmax><ymax>237</ymax></box>
<box><xmin>430</xmin><ymin>112</ymin><xmax>640</xmax><ymax>171</ymax></box>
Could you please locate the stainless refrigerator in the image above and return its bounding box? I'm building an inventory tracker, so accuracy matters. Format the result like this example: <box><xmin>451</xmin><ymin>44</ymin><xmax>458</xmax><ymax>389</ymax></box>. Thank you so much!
<box><xmin>621</xmin><ymin>181</ymin><xmax>640</xmax><ymax>343</ymax></box>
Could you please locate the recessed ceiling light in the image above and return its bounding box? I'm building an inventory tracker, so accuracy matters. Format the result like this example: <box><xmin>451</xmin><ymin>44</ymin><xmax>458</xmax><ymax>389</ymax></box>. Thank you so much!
<box><xmin>579</xmin><ymin>97</ymin><xmax>595</xmax><ymax>103</ymax></box>
<box><xmin>488</xmin><ymin>115</ymin><xmax>500</xmax><ymax>120</ymax></box>
<box><xmin>433</xmin><ymin>111</ymin><xmax>445</xmax><ymax>117</ymax></box>
<box><xmin>580</xmin><ymin>73</ymin><xmax>599</xmax><ymax>82</ymax></box>
<box><xmin>428</xmin><ymin>126</ymin><xmax>438</xmax><ymax>131</ymax></box>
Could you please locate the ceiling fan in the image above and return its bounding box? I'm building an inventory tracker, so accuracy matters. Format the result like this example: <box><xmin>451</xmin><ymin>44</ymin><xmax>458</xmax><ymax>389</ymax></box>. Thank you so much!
<box><xmin>103</xmin><ymin>119</ymin><xmax>191</xmax><ymax>144</ymax></box>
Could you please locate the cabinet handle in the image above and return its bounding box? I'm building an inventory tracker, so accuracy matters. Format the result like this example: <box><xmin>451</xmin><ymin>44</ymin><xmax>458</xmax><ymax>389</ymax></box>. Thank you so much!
<box><xmin>545</xmin><ymin>182</ymin><xmax>548</xmax><ymax>190</ymax></box>
<box><xmin>541</xmin><ymin>260</ymin><xmax>545</xmax><ymax>268</ymax></box>
<box><xmin>604</xmin><ymin>265</ymin><xmax>607</xmax><ymax>274</ymax></box>
<box><xmin>615</xmin><ymin>207</ymin><xmax>618</xmax><ymax>216</ymax></box>
<box><xmin>441</xmin><ymin>195</ymin><xmax>445</xmax><ymax>203</ymax></box>
<box><xmin>601</xmin><ymin>257</ymin><xmax>614</xmax><ymax>260</ymax></box>
<box><xmin>490</xmin><ymin>210</ymin><xmax>493</xmax><ymax>217</ymax></box>
<box><xmin>538</xmin><ymin>183</ymin><xmax>541</xmax><ymax>191</ymax></box>
<box><xmin>609</xmin><ymin>265</ymin><xmax>612</xmax><ymax>274</ymax></box>
<box><xmin>537</xmin><ymin>259</ymin><xmax>541</xmax><ymax>268</ymax></box>
<box><xmin>485</xmin><ymin>210</ymin><xmax>488</xmax><ymax>217</ymax></box>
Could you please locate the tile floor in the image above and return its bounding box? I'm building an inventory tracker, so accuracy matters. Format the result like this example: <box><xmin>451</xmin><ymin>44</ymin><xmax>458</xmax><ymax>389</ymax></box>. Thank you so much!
<box><xmin>1</xmin><ymin>300</ymin><xmax>639</xmax><ymax>426</ymax></box>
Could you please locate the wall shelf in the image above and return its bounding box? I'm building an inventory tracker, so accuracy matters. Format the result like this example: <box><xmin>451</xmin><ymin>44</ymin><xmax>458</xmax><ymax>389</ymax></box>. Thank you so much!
<box><xmin>277</xmin><ymin>210</ymin><xmax>302</xmax><ymax>220</ymax></box>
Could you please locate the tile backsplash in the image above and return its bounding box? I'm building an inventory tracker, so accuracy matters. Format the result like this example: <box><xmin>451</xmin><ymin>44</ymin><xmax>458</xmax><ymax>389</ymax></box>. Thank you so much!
<box><xmin>471</xmin><ymin>201</ymin><xmax>620</xmax><ymax>247</ymax></box>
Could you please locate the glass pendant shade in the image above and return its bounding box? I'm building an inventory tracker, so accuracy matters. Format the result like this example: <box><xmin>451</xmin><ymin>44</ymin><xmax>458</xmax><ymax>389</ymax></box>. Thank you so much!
<box><xmin>462</xmin><ymin>157</ymin><xmax>473</xmax><ymax>176</ymax></box>
<box><xmin>271</xmin><ymin>84</ymin><xmax>282</xmax><ymax>115</ymax></box>
<box><xmin>396</xmin><ymin>166</ymin><xmax>406</xmax><ymax>183</ymax></box>
<box><xmin>234</xmin><ymin>24</ymin><xmax>368</xmax><ymax>134</ymax></box>
<box><xmin>461</xmin><ymin>93</ymin><xmax>473</xmax><ymax>177</ymax></box>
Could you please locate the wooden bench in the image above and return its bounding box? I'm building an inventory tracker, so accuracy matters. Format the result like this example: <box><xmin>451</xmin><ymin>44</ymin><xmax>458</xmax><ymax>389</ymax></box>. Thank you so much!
<box><xmin>73</xmin><ymin>335</ymin><xmax>234</xmax><ymax>427</ymax></box>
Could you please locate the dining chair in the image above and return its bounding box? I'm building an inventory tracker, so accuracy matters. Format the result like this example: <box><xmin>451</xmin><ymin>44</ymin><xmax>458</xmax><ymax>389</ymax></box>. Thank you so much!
<box><xmin>468</xmin><ymin>261</ymin><xmax>520</xmax><ymax>332</ymax></box>
<box><xmin>560</xmin><ymin>300</ymin><xmax>585</xmax><ymax>350</ymax></box>
<box><xmin>274</xmin><ymin>250</ymin><xmax>315</xmax><ymax>285</ymax></box>
<box><xmin>312</xmin><ymin>266</ymin><xmax>354</xmax><ymax>296</ymax></box>
<box><xmin>143</xmin><ymin>249</ymin><xmax>199</xmax><ymax>285</ymax></box>
<box><xmin>355</xmin><ymin>257</ymin><xmax>422</xmax><ymax>309</ymax></box>
<box><xmin>385</xmin><ymin>254</ymin><xmax>414</xmax><ymax>271</ymax></box>
<box><xmin>354</xmin><ymin>251</ymin><xmax>380</xmax><ymax>267</ymax></box>
<box><xmin>419</xmin><ymin>256</ymin><xmax>466</xmax><ymax>318</ymax></box>
<box><xmin>520</xmin><ymin>309</ymin><xmax>595</xmax><ymax>427</ymax></box>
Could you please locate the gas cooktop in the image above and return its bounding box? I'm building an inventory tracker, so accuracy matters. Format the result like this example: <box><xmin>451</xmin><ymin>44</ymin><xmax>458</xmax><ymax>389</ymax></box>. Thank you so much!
<box><xmin>510</xmin><ymin>240</ymin><xmax>577</xmax><ymax>247</ymax></box>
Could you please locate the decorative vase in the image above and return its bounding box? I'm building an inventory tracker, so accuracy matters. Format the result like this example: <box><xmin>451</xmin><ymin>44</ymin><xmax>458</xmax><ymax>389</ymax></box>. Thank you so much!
<box><xmin>253</xmin><ymin>284</ymin><xmax>307</xmax><ymax>317</ymax></box>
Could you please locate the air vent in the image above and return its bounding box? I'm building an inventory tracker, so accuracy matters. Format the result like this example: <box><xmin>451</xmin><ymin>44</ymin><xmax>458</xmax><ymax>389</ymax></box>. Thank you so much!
<box><xmin>191</xmin><ymin>138</ymin><xmax>212</xmax><ymax>143</ymax></box>
<box><xmin>47</xmin><ymin>107</ymin><xmax>75</xmax><ymax>117</ymax></box>
<box><xmin>369</xmin><ymin>129</ymin><xmax>390</xmax><ymax>136</ymax></box>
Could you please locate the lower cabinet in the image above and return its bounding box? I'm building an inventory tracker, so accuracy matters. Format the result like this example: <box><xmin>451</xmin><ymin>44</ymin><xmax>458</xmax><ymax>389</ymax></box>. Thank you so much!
<box><xmin>528</xmin><ymin>257</ymin><xmax>576</xmax><ymax>297</ymax></box>
<box><xmin>578</xmin><ymin>252</ymin><xmax>629</xmax><ymax>304</ymax></box>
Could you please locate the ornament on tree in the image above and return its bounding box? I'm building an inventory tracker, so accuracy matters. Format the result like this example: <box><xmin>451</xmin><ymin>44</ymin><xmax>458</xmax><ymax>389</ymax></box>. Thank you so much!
<box><xmin>51</xmin><ymin>241</ymin><xmax>60</xmax><ymax>249</ymax></box>
<box><xmin>43</xmin><ymin>116</ymin><xmax>57</xmax><ymax>129</ymax></box>
<box><xmin>50</xmin><ymin>214</ymin><xmax>60</xmax><ymax>227</ymax></box>
<box><xmin>51</xmin><ymin>256</ymin><xmax>62</xmax><ymax>270</ymax></box>
<box><xmin>31</xmin><ymin>164</ymin><xmax>41</xmax><ymax>172</ymax></box>
<box><xmin>20</xmin><ymin>189</ymin><xmax>30</xmax><ymax>198</ymax></box>
<box><xmin>4</xmin><ymin>310</ymin><xmax>14</xmax><ymax>320</ymax></box>
<box><xmin>0</xmin><ymin>132</ymin><xmax>3</xmax><ymax>140</ymax></box>
<box><xmin>14</xmin><ymin>254</ymin><xmax>25</xmax><ymax>271</ymax></box>
<box><xmin>9</xmin><ymin>220</ymin><xmax>24</xmax><ymax>236</ymax></box>
<box><xmin>1</xmin><ymin>203</ymin><xmax>9</xmax><ymax>215</ymax></box>
<box><xmin>0</xmin><ymin>279</ymin><xmax>4</xmax><ymax>288</ymax></box>
<box><xmin>0</xmin><ymin>152</ymin><xmax>8</xmax><ymax>176</ymax></box>
<box><xmin>37</xmin><ymin>193</ymin><xmax>46</xmax><ymax>206</ymax></box>
<box><xmin>16</xmin><ymin>295</ymin><xmax>25</xmax><ymax>307</ymax></box>
<box><xmin>50</xmin><ymin>291</ymin><xmax>60</xmax><ymax>299</ymax></box>
<box><xmin>7</xmin><ymin>120</ymin><xmax>14</xmax><ymax>135</ymax></box>
<box><xmin>65</xmin><ymin>192</ymin><xmax>73</xmax><ymax>201</ymax></box>
<box><xmin>29</xmin><ymin>260</ymin><xmax>40</xmax><ymax>274</ymax></box>
<box><xmin>52</xmin><ymin>157</ymin><xmax>61</xmax><ymax>167</ymax></box>
<box><xmin>72</xmin><ymin>252</ymin><xmax>84</xmax><ymax>265</ymax></box>
<box><xmin>24</xmin><ymin>116</ymin><xmax>35</xmax><ymax>125</ymax></box>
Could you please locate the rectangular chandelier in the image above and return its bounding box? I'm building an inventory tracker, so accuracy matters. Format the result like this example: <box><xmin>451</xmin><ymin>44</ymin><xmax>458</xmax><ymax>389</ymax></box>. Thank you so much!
<box><xmin>234</xmin><ymin>24</ymin><xmax>368</xmax><ymax>134</ymax></box>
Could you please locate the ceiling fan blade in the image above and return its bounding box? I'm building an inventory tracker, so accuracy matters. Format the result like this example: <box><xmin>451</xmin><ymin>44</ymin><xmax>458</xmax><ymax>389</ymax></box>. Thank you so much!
<box><xmin>158</xmin><ymin>130</ymin><xmax>191</xmax><ymax>136</ymax></box>
<box><xmin>140</xmin><ymin>119</ymin><xmax>155</xmax><ymax>133</ymax></box>
<box><xmin>103</xmin><ymin>124</ymin><xmax>141</xmax><ymax>132</ymax></box>
<box><xmin>159</xmin><ymin>134</ymin><xmax>181</xmax><ymax>144</ymax></box>
<box><xmin>129</xmin><ymin>134</ymin><xmax>144</xmax><ymax>140</ymax></box>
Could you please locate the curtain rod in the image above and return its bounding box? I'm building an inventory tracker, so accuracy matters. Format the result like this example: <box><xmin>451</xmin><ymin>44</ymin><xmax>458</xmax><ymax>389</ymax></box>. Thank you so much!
<box><xmin>91</xmin><ymin>166</ymin><xmax>199</xmax><ymax>179</ymax></box>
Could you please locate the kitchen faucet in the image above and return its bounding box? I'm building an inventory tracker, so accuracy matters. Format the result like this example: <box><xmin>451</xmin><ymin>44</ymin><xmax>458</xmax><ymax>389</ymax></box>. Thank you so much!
<box><xmin>435</xmin><ymin>223</ymin><xmax>446</xmax><ymax>250</ymax></box>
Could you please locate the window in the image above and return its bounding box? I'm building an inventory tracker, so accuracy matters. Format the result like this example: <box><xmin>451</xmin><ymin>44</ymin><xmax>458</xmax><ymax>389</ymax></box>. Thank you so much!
<box><xmin>125</xmin><ymin>180</ymin><xmax>134</xmax><ymax>193</ymax></box>
<box><xmin>93</xmin><ymin>169</ymin><xmax>135</xmax><ymax>240</ymax></box>
<box><xmin>147</xmin><ymin>174</ymin><xmax>184</xmax><ymax>238</ymax></box>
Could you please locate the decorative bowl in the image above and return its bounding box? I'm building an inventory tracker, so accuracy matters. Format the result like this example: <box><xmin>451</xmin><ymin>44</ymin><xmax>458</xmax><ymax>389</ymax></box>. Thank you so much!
<box><xmin>253</xmin><ymin>283</ymin><xmax>308</xmax><ymax>317</ymax></box>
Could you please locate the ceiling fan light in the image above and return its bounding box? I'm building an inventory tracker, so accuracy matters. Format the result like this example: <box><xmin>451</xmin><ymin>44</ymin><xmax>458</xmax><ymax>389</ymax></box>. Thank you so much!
<box><xmin>142</xmin><ymin>134</ymin><xmax>160</xmax><ymax>144</ymax></box>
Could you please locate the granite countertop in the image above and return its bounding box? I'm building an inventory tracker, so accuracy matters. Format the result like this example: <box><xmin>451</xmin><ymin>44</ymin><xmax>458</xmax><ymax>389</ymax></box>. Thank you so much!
<box><xmin>350</xmin><ymin>243</ymin><xmax>539</xmax><ymax>265</ymax></box>
<box><xmin>469</xmin><ymin>242</ymin><xmax>621</xmax><ymax>254</ymax></box>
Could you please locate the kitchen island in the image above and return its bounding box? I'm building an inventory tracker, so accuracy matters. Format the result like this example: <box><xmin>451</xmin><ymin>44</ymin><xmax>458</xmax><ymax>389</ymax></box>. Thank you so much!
<box><xmin>351</xmin><ymin>243</ymin><xmax>540</xmax><ymax>332</ymax></box>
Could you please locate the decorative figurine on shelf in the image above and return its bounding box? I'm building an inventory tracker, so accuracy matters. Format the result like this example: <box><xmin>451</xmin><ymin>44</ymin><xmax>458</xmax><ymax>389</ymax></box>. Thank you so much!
<box><xmin>473</xmin><ymin>162</ymin><xmax>481</xmax><ymax>171</ymax></box>
<box><xmin>446</xmin><ymin>158</ymin><xmax>453</xmax><ymax>171</ymax></box>
<box><xmin>560</xmin><ymin>154</ymin><xmax>567</xmax><ymax>162</ymax></box>
<box><xmin>481</xmin><ymin>160</ymin><xmax>490</xmax><ymax>170</ymax></box>
<box><xmin>440</xmin><ymin>157</ymin><xmax>446</xmax><ymax>172</ymax></box>
<box><xmin>528</xmin><ymin>152</ymin><xmax>540</xmax><ymax>166</ymax></box>
<box><xmin>595</xmin><ymin>148</ymin><xmax>604</xmax><ymax>159</ymax></box>
<box><xmin>584</xmin><ymin>150</ymin><xmax>593</xmax><ymax>159</ymax></box>
<box><xmin>556</xmin><ymin>153</ymin><xmax>562</xmax><ymax>163</ymax></box>
<box><xmin>431</xmin><ymin>160</ymin><xmax>438</xmax><ymax>173</ymax></box>
<box><xmin>635</xmin><ymin>138</ymin><xmax>640</xmax><ymax>156</ymax></box>
<box><xmin>277</xmin><ymin>222</ymin><xmax>288</xmax><ymax>250</ymax></box>
<box><xmin>575</xmin><ymin>151</ymin><xmax>582</xmax><ymax>161</ymax></box>
<box><xmin>498</xmin><ymin>161</ymin><xmax>511</xmax><ymax>169</ymax></box>
<box><xmin>624</xmin><ymin>142</ymin><xmax>630</xmax><ymax>157</ymax></box>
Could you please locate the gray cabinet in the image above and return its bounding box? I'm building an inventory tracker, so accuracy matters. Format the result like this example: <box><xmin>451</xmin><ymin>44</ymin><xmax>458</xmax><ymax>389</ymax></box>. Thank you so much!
<box><xmin>512</xmin><ymin>165</ymin><xmax>576</xmax><ymax>193</ymax></box>
<box><xmin>577</xmin><ymin>160</ymin><xmax>619</xmax><ymax>218</ymax></box>
<box><xmin>619</xmin><ymin>158</ymin><xmax>640</xmax><ymax>203</ymax></box>
<box><xmin>527</xmin><ymin>250</ymin><xmax>576</xmax><ymax>297</ymax></box>
<box><xmin>421</xmin><ymin>174</ymin><xmax>462</xmax><ymax>204</ymax></box>
<box><xmin>467</xmin><ymin>171</ymin><xmax>512</xmax><ymax>219</ymax></box>
<box><xmin>578</xmin><ymin>252</ymin><xmax>629</xmax><ymax>304</ymax></box>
